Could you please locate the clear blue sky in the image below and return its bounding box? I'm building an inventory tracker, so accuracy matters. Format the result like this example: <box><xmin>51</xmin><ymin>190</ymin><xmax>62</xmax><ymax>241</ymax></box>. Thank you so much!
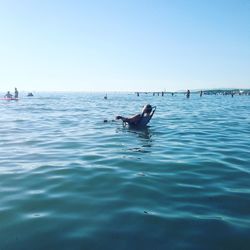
<box><xmin>0</xmin><ymin>0</ymin><xmax>249</xmax><ymax>92</ymax></box>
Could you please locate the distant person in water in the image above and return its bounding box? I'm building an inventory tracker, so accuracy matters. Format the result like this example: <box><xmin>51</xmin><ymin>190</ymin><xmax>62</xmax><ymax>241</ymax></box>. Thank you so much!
<box><xmin>200</xmin><ymin>90</ymin><xmax>203</xmax><ymax>97</ymax></box>
<box><xmin>14</xmin><ymin>88</ymin><xmax>18</xmax><ymax>98</ymax></box>
<box><xmin>27</xmin><ymin>92</ymin><xmax>34</xmax><ymax>97</ymax></box>
<box><xmin>116</xmin><ymin>104</ymin><xmax>156</xmax><ymax>127</ymax></box>
<box><xmin>186</xmin><ymin>89</ymin><xmax>190</xmax><ymax>98</ymax></box>
<box><xmin>4</xmin><ymin>91</ymin><xmax>13</xmax><ymax>98</ymax></box>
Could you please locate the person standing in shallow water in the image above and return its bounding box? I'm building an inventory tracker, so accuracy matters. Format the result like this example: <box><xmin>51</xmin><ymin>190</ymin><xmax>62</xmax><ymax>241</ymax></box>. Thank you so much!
<box><xmin>5</xmin><ymin>91</ymin><xmax>13</xmax><ymax>98</ymax></box>
<box><xmin>186</xmin><ymin>89</ymin><xmax>190</xmax><ymax>98</ymax></box>
<box><xmin>14</xmin><ymin>88</ymin><xmax>18</xmax><ymax>98</ymax></box>
<box><xmin>200</xmin><ymin>90</ymin><xmax>203</xmax><ymax>97</ymax></box>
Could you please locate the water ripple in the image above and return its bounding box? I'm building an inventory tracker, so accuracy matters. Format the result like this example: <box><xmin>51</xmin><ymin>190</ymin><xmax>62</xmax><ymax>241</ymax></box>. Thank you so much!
<box><xmin>0</xmin><ymin>93</ymin><xmax>250</xmax><ymax>249</ymax></box>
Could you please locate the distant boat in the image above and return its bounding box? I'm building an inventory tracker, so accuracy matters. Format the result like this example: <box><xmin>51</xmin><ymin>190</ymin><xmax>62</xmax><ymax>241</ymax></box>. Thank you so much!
<box><xmin>27</xmin><ymin>92</ymin><xmax>34</xmax><ymax>97</ymax></box>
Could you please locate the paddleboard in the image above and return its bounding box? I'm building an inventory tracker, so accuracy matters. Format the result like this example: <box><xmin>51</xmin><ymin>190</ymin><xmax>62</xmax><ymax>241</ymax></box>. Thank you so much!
<box><xmin>0</xmin><ymin>98</ymin><xmax>19</xmax><ymax>101</ymax></box>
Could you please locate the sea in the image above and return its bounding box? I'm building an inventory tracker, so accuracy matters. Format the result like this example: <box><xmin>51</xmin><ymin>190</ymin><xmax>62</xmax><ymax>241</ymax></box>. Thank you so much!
<box><xmin>0</xmin><ymin>92</ymin><xmax>249</xmax><ymax>250</ymax></box>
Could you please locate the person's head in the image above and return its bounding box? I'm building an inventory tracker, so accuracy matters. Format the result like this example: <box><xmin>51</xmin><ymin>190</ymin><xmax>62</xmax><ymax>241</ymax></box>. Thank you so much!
<box><xmin>142</xmin><ymin>104</ymin><xmax>152</xmax><ymax>114</ymax></box>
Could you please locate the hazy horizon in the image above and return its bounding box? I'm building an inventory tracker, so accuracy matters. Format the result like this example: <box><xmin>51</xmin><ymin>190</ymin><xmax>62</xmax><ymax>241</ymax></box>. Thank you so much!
<box><xmin>1</xmin><ymin>86</ymin><xmax>249</xmax><ymax>94</ymax></box>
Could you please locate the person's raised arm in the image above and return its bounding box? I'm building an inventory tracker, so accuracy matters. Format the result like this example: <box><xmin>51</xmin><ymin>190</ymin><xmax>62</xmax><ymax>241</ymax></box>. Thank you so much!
<box><xmin>150</xmin><ymin>106</ymin><xmax>156</xmax><ymax>118</ymax></box>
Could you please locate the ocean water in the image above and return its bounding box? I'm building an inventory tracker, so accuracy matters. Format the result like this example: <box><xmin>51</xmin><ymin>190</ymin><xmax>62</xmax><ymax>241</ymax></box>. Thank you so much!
<box><xmin>0</xmin><ymin>92</ymin><xmax>249</xmax><ymax>250</ymax></box>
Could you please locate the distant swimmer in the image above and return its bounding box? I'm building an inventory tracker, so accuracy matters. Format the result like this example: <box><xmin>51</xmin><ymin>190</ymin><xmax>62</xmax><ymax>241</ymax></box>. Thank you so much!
<box><xmin>14</xmin><ymin>88</ymin><xmax>18</xmax><ymax>98</ymax></box>
<box><xmin>4</xmin><ymin>91</ymin><xmax>13</xmax><ymax>98</ymax></box>
<box><xmin>186</xmin><ymin>89</ymin><xmax>190</xmax><ymax>98</ymax></box>
<box><xmin>104</xmin><ymin>94</ymin><xmax>107</xmax><ymax>99</ymax></box>
<box><xmin>116</xmin><ymin>104</ymin><xmax>156</xmax><ymax>128</ymax></box>
<box><xmin>27</xmin><ymin>92</ymin><xmax>34</xmax><ymax>97</ymax></box>
<box><xmin>200</xmin><ymin>90</ymin><xmax>203</xmax><ymax>97</ymax></box>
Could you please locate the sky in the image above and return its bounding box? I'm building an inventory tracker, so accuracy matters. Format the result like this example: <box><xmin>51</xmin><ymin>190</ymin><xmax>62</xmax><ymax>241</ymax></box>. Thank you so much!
<box><xmin>0</xmin><ymin>0</ymin><xmax>249</xmax><ymax>92</ymax></box>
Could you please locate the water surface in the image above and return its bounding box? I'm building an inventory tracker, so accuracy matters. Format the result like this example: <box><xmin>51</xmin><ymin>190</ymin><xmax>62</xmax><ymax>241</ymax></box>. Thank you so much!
<box><xmin>0</xmin><ymin>92</ymin><xmax>249</xmax><ymax>249</ymax></box>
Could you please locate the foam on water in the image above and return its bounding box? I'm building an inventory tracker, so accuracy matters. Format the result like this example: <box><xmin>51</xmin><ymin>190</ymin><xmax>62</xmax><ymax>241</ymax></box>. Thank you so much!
<box><xmin>0</xmin><ymin>93</ymin><xmax>250</xmax><ymax>249</ymax></box>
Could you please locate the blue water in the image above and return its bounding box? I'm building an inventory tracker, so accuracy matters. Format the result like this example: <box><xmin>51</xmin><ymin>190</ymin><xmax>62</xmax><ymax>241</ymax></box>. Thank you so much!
<box><xmin>0</xmin><ymin>92</ymin><xmax>250</xmax><ymax>250</ymax></box>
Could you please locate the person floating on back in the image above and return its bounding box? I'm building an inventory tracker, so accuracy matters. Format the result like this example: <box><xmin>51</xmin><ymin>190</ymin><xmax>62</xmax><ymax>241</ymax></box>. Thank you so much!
<box><xmin>4</xmin><ymin>91</ymin><xmax>13</xmax><ymax>98</ymax></box>
<box><xmin>14</xmin><ymin>88</ymin><xmax>18</xmax><ymax>98</ymax></box>
<box><xmin>116</xmin><ymin>104</ymin><xmax>156</xmax><ymax>128</ymax></box>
